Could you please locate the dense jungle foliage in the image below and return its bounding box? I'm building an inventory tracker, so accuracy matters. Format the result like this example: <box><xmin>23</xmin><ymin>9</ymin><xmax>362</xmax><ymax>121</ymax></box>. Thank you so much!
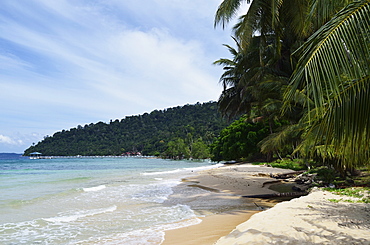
<box><xmin>213</xmin><ymin>0</ymin><xmax>370</xmax><ymax>176</ymax></box>
<box><xmin>211</xmin><ymin>116</ymin><xmax>271</xmax><ymax>161</ymax></box>
<box><xmin>24</xmin><ymin>102</ymin><xmax>230</xmax><ymax>157</ymax></box>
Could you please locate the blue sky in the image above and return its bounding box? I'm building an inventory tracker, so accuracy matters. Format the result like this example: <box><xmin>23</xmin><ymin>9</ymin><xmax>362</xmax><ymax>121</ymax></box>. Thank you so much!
<box><xmin>0</xmin><ymin>0</ymin><xmax>245</xmax><ymax>153</ymax></box>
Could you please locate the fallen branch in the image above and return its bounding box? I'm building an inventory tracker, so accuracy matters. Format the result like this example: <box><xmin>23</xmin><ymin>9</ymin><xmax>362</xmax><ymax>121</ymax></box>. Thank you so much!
<box><xmin>270</xmin><ymin>170</ymin><xmax>306</xmax><ymax>179</ymax></box>
<box><xmin>243</xmin><ymin>192</ymin><xmax>308</xmax><ymax>199</ymax></box>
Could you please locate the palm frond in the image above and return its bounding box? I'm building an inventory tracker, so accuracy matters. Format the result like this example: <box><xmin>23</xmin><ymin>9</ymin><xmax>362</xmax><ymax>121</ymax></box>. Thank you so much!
<box><xmin>282</xmin><ymin>0</ymin><xmax>311</xmax><ymax>40</ymax></box>
<box><xmin>309</xmin><ymin>0</ymin><xmax>353</xmax><ymax>29</ymax></box>
<box><xmin>318</xmin><ymin>76</ymin><xmax>370</xmax><ymax>167</ymax></box>
<box><xmin>286</xmin><ymin>0</ymin><xmax>370</xmax><ymax>116</ymax></box>
<box><xmin>271</xmin><ymin>0</ymin><xmax>283</xmax><ymax>29</ymax></box>
<box><xmin>259</xmin><ymin>123</ymin><xmax>302</xmax><ymax>154</ymax></box>
<box><xmin>213</xmin><ymin>58</ymin><xmax>236</xmax><ymax>67</ymax></box>
<box><xmin>215</xmin><ymin>0</ymin><xmax>251</xmax><ymax>28</ymax></box>
<box><xmin>232</xmin><ymin>0</ymin><xmax>265</xmax><ymax>47</ymax></box>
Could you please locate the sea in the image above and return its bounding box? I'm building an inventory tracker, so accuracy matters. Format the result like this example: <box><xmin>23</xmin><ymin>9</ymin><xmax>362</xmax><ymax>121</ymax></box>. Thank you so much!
<box><xmin>0</xmin><ymin>153</ymin><xmax>223</xmax><ymax>245</ymax></box>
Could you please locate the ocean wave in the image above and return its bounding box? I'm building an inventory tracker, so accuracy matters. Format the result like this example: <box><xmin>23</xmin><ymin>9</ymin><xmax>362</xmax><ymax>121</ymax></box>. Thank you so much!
<box><xmin>142</xmin><ymin>169</ymin><xmax>183</xmax><ymax>176</ymax></box>
<box><xmin>100</xmin><ymin>217</ymin><xmax>201</xmax><ymax>245</ymax></box>
<box><xmin>141</xmin><ymin>163</ymin><xmax>224</xmax><ymax>176</ymax></box>
<box><xmin>131</xmin><ymin>180</ymin><xmax>180</xmax><ymax>203</ymax></box>
<box><xmin>82</xmin><ymin>185</ymin><xmax>106</xmax><ymax>192</ymax></box>
<box><xmin>43</xmin><ymin>205</ymin><xmax>117</xmax><ymax>223</ymax></box>
<box><xmin>183</xmin><ymin>163</ymin><xmax>224</xmax><ymax>172</ymax></box>
<box><xmin>76</xmin><ymin>205</ymin><xmax>201</xmax><ymax>245</ymax></box>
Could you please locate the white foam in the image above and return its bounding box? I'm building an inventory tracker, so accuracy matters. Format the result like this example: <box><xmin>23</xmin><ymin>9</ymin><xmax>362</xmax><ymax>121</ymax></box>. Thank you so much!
<box><xmin>183</xmin><ymin>163</ymin><xmax>224</xmax><ymax>172</ymax></box>
<box><xmin>142</xmin><ymin>169</ymin><xmax>183</xmax><ymax>176</ymax></box>
<box><xmin>142</xmin><ymin>163</ymin><xmax>224</xmax><ymax>176</ymax></box>
<box><xmin>131</xmin><ymin>180</ymin><xmax>180</xmax><ymax>203</ymax></box>
<box><xmin>82</xmin><ymin>185</ymin><xmax>106</xmax><ymax>192</ymax></box>
<box><xmin>161</xmin><ymin>216</ymin><xmax>202</xmax><ymax>231</ymax></box>
<box><xmin>81</xmin><ymin>216</ymin><xmax>202</xmax><ymax>245</ymax></box>
<box><xmin>43</xmin><ymin>205</ymin><xmax>117</xmax><ymax>223</ymax></box>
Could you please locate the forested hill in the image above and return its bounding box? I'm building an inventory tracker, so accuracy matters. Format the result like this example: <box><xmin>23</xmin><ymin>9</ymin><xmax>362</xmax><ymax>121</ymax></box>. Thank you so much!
<box><xmin>24</xmin><ymin>101</ymin><xmax>229</xmax><ymax>156</ymax></box>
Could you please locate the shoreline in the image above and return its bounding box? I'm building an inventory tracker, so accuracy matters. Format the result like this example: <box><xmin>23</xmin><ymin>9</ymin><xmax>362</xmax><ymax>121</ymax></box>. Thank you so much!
<box><xmin>162</xmin><ymin>163</ymin><xmax>370</xmax><ymax>245</ymax></box>
<box><xmin>162</xmin><ymin>210</ymin><xmax>258</xmax><ymax>245</ymax></box>
<box><xmin>162</xmin><ymin>164</ymin><xmax>296</xmax><ymax>245</ymax></box>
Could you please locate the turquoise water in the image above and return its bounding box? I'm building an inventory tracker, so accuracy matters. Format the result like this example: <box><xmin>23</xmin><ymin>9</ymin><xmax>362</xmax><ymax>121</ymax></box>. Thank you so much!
<box><xmin>0</xmin><ymin>155</ymin><xmax>221</xmax><ymax>244</ymax></box>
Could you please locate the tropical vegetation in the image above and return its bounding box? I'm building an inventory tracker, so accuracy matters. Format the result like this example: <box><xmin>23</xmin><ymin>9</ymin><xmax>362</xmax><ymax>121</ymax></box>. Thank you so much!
<box><xmin>24</xmin><ymin>102</ymin><xmax>229</xmax><ymax>158</ymax></box>
<box><xmin>213</xmin><ymin>0</ymin><xmax>370</xmax><ymax>176</ymax></box>
<box><xmin>211</xmin><ymin>115</ymin><xmax>272</xmax><ymax>161</ymax></box>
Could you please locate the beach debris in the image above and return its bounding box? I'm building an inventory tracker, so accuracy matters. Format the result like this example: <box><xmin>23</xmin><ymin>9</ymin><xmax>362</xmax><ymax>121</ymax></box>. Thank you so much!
<box><xmin>328</xmin><ymin>183</ymin><xmax>336</xmax><ymax>188</ymax></box>
<box><xmin>253</xmin><ymin>202</ymin><xmax>265</xmax><ymax>210</ymax></box>
<box><xmin>224</xmin><ymin>160</ymin><xmax>239</xmax><ymax>165</ymax></box>
<box><xmin>270</xmin><ymin>171</ymin><xmax>317</xmax><ymax>192</ymax></box>
<box><xmin>243</xmin><ymin>192</ymin><xmax>308</xmax><ymax>199</ymax></box>
<box><xmin>270</xmin><ymin>170</ymin><xmax>306</xmax><ymax>179</ymax></box>
<box><xmin>292</xmin><ymin>186</ymin><xmax>304</xmax><ymax>192</ymax></box>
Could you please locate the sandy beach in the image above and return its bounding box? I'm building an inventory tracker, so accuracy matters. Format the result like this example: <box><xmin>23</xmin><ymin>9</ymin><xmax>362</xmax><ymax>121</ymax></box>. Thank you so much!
<box><xmin>216</xmin><ymin>189</ymin><xmax>370</xmax><ymax>245</ymax></box>
<box><xmin>162</xmin><ymin>164</ymin><xmax>370</xmax><ymax>245</ymax></box>
<box><xmin>162</xmin><ymin>210</ymin><xmax>258</xmax><ymax>245</ymax></box>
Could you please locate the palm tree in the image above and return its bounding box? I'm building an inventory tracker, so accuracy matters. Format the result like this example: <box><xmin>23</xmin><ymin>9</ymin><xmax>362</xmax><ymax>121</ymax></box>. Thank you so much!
<box><xmin>215</xmin><ymin>35</ymin><xmax>289</xmax><ymax>134</ymax></box>
<box><xmin>214</xmin><ymin>0</ymin><xmax>310</xmax><ymax>159</ymax></box>
<box><xmin>215</xmin><ymin>0</ymin><xmax>370</xmax><ymax>171</ymax></box>
<box><xmin>215</xmin><ymin>0</ymin><xmax>312</xmax><ymax>58</ymax></box>
<box><xmin>214</xmin><ymin>36</ymin><xmax>262</xmax><ymax>119</ymax></box>
<box><xmin>284</xmin><ymin>0</ymin><xmax>370</xmax><ymax>171</ymax></box>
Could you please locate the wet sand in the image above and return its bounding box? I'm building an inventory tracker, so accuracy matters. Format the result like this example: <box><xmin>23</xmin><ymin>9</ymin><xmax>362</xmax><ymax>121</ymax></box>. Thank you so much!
<box><xmin>162</xmin><ymin>164</ymin><xmax>293</xmax><ymax>244</ymax></box>
<box><xmin>162</xmin><ymin>164</ymin><xmax>370</xmax><ymax>245</ymax></box>
<box><xmin>162</xmin><ymin>210</ymin><xmax>257</xmax><ymax>245</ymax></box>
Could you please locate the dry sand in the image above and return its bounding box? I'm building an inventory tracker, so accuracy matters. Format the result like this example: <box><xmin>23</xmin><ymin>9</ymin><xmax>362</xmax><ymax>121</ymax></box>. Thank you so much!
<box><xmin>216</xmin><ymin>189</ymin><xmax>370</xmax><ymax>245</ymax></box>
<box><xmin>182</xmin><ymin>164</ymin><xmax>295</xmax><ymax>196</ymax></box>
<box><xmin>162</xmin><ymin>164</ymin><xmax>370</xmax><ymax>245</ymax></box>
<box><xmin>162</xmin><ymin>164</ymin><xmax>295</xmax><ymax>244</ymax></box>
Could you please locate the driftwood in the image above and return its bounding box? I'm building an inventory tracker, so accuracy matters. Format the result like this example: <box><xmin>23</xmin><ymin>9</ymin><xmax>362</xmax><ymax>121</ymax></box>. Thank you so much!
<box><xmin>243</xmin><ymin>192</ymin><xmax>308</xmax><ymax>199</ymax></box>
<box><xmin>271</xmin><ymin>170</ymin><xmax>306</xmax><ymax>179</ymax></box>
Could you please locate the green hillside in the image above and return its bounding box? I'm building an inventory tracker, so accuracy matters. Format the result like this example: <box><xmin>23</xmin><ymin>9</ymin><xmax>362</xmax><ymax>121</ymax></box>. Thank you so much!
<box><xmin>24</xmin><ymin>102</ymin><xmax>229</xmax><ymax>157</ymax></box>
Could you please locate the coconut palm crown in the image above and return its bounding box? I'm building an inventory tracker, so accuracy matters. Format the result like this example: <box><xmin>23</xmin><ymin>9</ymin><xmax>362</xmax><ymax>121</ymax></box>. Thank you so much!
<box><xmin>214</xmin><ymin>0</ymin><xmax>370</xmax><ymax>172</ymax></box>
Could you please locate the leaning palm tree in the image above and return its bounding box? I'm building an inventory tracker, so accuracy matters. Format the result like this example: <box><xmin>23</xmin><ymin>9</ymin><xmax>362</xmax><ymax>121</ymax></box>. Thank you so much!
<box><xmin>214</xmin><ymin>0</ymin><xmax>311</xmax><ymax>159</ymax></box>
<box><xmin>285</xmin><ymin>0</ymin><xmax>370</xmax><ymax>170</ymax></box>
<box><xmin>214</xmin><ymin>36</ymin><xmax>267</xmax><ymax>119</ymax></box>
<box><xmin>214</xmin><ymin>0</ymin><xmax>369</xmax><ymax>170</ymax></box>
<box><xmin>215</xmin><ymin>0</ymin><xmax>312</xmax><ymax>58</ymax></box>
<box><xmin>215</xmin><ymin>34</ymin><xmax>289</xmax><ymax>135</ymax></box>
<box><xmin>214</xmin><ymin>0</ymin><xmax>304</xmax><ymax>120</ymax></box>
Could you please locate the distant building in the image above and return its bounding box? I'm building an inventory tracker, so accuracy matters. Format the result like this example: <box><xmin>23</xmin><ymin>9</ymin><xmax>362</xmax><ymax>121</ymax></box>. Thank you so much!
<box><xmin>30</xmin><ymin>152</ymin><xmax>42</xmax><ymax>159</ymax></box>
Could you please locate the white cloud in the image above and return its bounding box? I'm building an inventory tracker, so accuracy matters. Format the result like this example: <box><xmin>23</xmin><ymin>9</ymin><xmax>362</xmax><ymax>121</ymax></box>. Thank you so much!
<box><xmin>0</xmin><ymin>134</ymin><xmax>20</xmax><ymax>145</ymax></box>
<box><xmin>0</xmin><ymin>132</ymin><xmax>44</xmax><ymax>153</ymax></box>
<box><xmin>0</xmin><ymin>53</ymin><xmax>33</xmax><ymax>71</ymax></box>
<box><xmin>1</xmin><ymin>1</ymin><xmax>223</xmax><ymax>115</ymax></box>
<box><xmin>0</xmin><ymin>0</ymin><xmax>232</xmax><ymax>152</ymax></box>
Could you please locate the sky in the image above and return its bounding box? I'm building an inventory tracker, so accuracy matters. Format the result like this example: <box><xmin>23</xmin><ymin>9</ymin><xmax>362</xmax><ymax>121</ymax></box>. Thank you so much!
<box><xmin>0</xmin><ymin>0</ymin><xmax>246</xmax><ymax>153</ymax></box>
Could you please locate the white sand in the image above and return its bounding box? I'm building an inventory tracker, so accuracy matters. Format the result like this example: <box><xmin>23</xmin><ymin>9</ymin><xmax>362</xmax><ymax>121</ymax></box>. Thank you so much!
<box><xmin>184</xmin><ymin>164</ymin><xmax>295</xmax><ymax>196</ymax></box>
<box><xmin>162</xmin><ymin>164</ymin><xmax>296</xmax><ymax>244</ymax></box>
<box><xmin>163</xmin><ymin>164</ymin><xmax>370</xmax><ymax>245</ymax></box>
<box><xmin>216</xmin><ymin>188</ymin><xmax>370</xmax><ymax>245</ymax></box>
